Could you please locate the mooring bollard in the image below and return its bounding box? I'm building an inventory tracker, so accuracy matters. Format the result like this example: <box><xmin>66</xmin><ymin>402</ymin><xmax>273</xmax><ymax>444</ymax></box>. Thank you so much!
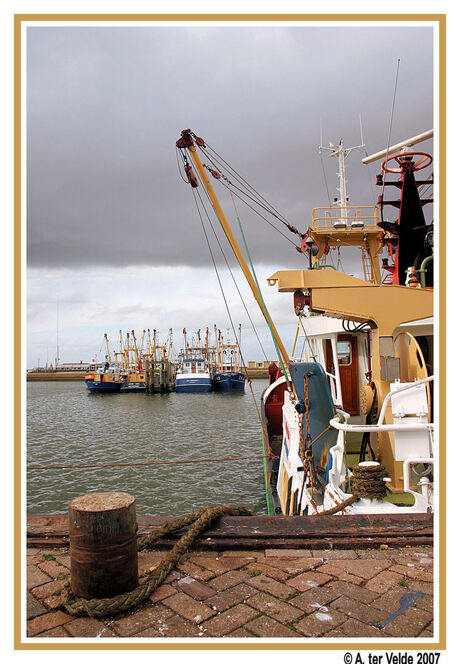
<box><xmin>69</xmin><ymin>492</ymin><xmax>138</xmax><ymax>599</ymax></box>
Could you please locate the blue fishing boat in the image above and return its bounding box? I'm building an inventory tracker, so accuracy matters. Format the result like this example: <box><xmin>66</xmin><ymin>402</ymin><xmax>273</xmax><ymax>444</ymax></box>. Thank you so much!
<box><xmin>212</xmin><ymin>324</ymin><xmax>245</xmax><ymax>391</ymax></box>
<box><xmin>175</xmin><ymin>358</ymin><xmax>213</xmax><ymax>392</ymax></box>
<box><xmin>175</xmin><ymin>328</ymin><xmax>214</xmax><ymax>392</ymax></box>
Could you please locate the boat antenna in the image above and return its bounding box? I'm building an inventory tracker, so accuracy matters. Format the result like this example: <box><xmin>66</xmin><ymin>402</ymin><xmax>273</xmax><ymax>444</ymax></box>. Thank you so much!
<box><xmin>381</xmin><ymin>58</ymin><xmax>401</xmax><ymax>200</ymax></box>
<box><xmin>55</xmin><ymin>298</ymin><xmax>59</xmax><ymax>370</ymax></box>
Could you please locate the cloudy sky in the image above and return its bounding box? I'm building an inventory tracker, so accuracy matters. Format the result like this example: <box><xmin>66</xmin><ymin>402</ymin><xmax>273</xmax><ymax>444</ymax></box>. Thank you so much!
<box><xmin>26</xmin><ymin>21</ymin><xmax>434</xmax><ymax>368</ymax></box>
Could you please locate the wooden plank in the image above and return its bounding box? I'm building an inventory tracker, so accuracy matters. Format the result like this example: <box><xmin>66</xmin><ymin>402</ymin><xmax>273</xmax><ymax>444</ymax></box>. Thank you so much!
<box><xmin>27</xmin><ymin>513</ymin><xmax>433</xmax><ymax>549</ymax></box>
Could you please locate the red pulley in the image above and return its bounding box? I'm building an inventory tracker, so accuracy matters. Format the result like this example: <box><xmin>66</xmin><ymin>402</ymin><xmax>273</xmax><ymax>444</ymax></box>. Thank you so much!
<box><xmin>185</xmin><ymin>164</ymin><xmax>199</xmax><ymax>188</ymax></box>
<box><xmin>293</xmin><ymin>289</ymin><xmax>311</xmax><ymax>316</ymax></box>
<box><xmin>195</xmin><ymin>136</ymin><xmax>206</xmax><ymax>147</ymax></box>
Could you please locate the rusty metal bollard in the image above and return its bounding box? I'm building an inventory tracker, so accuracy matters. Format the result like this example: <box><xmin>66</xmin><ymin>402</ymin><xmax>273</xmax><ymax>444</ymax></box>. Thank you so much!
<box><xmin>69</xmin><ymin>492</ymin><xmax>138</xmax><ymax>599</ymax></box>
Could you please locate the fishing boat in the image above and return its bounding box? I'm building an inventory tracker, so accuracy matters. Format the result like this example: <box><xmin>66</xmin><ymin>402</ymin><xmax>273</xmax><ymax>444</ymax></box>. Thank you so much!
<box><xmin>176</xmin><ymin>127</ymin><xmax>435</xmax><ymax>516</ymax></box>
<box><xmin>175</xmin><ymin>328</ymin><xmax>214</xmax><ymax>392</ymax></box>
<box><xmin>212</xmin><ymin>324</ymin><xmax>245</xmax><ymax>391</ymax></box>
<box><xmin>85</xmin><ymin>334</ymin><xmax>122</xmax><ymax>393</ymax></box>
<box><xmin>118</xmin><ymin>330</ymin><xmax>146</xmax><ymax>392</ymax></box>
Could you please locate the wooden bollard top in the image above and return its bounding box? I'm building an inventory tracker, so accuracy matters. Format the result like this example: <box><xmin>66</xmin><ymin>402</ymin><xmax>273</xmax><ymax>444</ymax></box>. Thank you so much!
<box><xmin>69</xmin><ymin>491</ymin><xmax>135</xmax><ymax>513</ymax></box>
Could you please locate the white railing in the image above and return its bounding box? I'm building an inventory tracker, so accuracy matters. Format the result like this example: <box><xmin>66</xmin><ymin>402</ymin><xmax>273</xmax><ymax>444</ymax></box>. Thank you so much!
<box><xmin>329</xmin><ymin>376</ymin><xmax>434</xmax><ymax>434</ymax></box>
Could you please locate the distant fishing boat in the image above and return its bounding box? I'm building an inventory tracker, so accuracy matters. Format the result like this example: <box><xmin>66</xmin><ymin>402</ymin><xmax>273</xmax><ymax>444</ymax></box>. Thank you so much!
<box><xmin>119</xmin><ymin>330</ymin><xmax>146</xmax><ymax>392</ymax></box>
<box><xmin>212</xmin><ymin>324</ymin><xmax>245</xmax><ymax>391</ymax></box>
<box><xmin>175</xmin><ymin>328</ymin><xmax>214</xmax><ymax>392</ymax></box>
<box><xmin>85</xmin><ymin>334</ymin><xmax>122</xmax><ymax>393</ymax></box>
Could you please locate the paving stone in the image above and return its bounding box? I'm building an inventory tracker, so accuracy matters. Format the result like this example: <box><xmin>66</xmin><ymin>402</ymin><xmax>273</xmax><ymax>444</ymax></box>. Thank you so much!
<box><xmin>245</xmin><ymin>562</ymin><xmax>289</xmax><ymax>581</ymax></box>
<box><xmin>265</xmin><ymin>549</ymin><xmax>312</xmax><ymax>557</ymax></box>
<box><xmin>137</xmin><ymin>551</ymin><xmax>167</xmax><ymax>576</ymax></box>
<box><xmin>191</xmin><ymin>556</ymin><xmax>249</xmax><ymax>574</ymax></box>
<box><xmin>31</xmin><ymin>578</ymin><xmax>69</xmax><ymax>599</ymax></box>
<box><xmin>405</xmin><ymin>579</ymin><xmax>434</xmax><ymax>595</ymax></box>
<box><xmin>329</xmin><ymin>595</ymin><xmax>389</xmax><ymax>626</ymax></box>
<box><xmin>225</xmin><ymin>627</ymin><xmax>257</xmax><ymax>637</ymax></box>
<box><xmin>245</xmin><ymin>574</ymin><xmax>294</xmax><ymax>599</ymax></box>
<box><xmin>27</xmin><ymin>591</ymin><xmax>47</xmax><ymax>619</ymax></box>
<box><xmin>27</xmin><ymin>610</ymin><xmax>75</xmax><ymax>637</ymax></box>
<box><xmin>356</xmin><ymin>549</ymin><xmax>396</xmax><ymax>559</ymax></box>
<box><xmin>371</xmin><ymin>586</ymin><xmax>433</xmax><ymax>615</ymax></box>
<box><xmin>111</xmin><ymin>604</ymin><xmax>175</xmax><ymax>637</ymax></box>
<box><xmin>364</xmin><ymin>570</ymin><xmax>405</xmax><ymax>594</ymax></box>
<box><xmin>56</xmin><ymin>554</ymin><xmax>71</xmax><ymax>569</ymax></box>
<box><xmin>148</xmin><ymin>583</ymin><xmax>177</xmax><ymax>604</ymax></box>
<box><xmin>313</xmin><ymin>563</ymin><xmax>364</xmax><ymax>585</ymax></box>
<box><xmin>246</xmin><ymin>591</ymin><xmax>304</xmax><ymax>624</ymax></box>
<box><xmin>163</xmin><ymin>570</ymin><xmax>180</xmax><ymax>583</ymax></box>
<box><xmin>208</xmin><ymin>570</ymin><xmax>249</xmax><ymax>591</ymax></box>
<box><xmin>326</xmin><ymin>617</ymin><xmax>387</xmax><ymax>638</ymax></box>
<box><xmin>202</xmin><ymin>604</ymin><xmax>259</xmax><ymax>637</ymax></box>
<box><xmin>136</xmin><ymin>613</ymin><xmax>204</xmax><ymax>637</ymax></box>
<box><xmin>263</xmin><ymin>558</ymin><xmax>324</xmax><ymax>575</ymax></box>
<box><xmin>177</xmin><ymin>560</ymin><xmax>215</xmax><ymax>581</ymax></box>
<box><xmin>295</xmin><ymin>607</ymin><xmax>347</xmax><ymax>637</ymax></box>
<box><xmin>318</xmin><ymin>558</ymin><xmax>392</xmax><ymax>580</ymax></box>
<box><xmin>326</xmin><ymin>580</ymin><xmax>380</xmax><ymax>605</ymax></box>
<box><xmin>220</xmin><ymin>551</ymin><xmax>260</xmax><ymax>559</ymax></box>
<box><xmin>382</xmin><ymin>606</ymin><xmax>432</xmax><ymax>637</ymax></box>
<box><xmin>204</xmin><ymin>583</ymin><xmax>258</xmax><ymax>612</ymax></box>
<box><xmin>38</xmin><ymin>559</ymin><xmax>70</xmax><ymax>579</ymax></box>
<box><xmin>288</xmin><ymin>585</ymin><xmax>342</xmax><ymax>612</ymax></box>
<box><xmin>286</xmin><ymin>570</ymin><xmax>333</xmax><ymax>591</ymax></box>
<box><xmin>65</xmin><ymin>618</ymin><xmax>116</xmax><ymax>638</ymax></box>
<box><xmin>176</xmin><ymin>576</ymin><xmax>216</xmax><ymax>601</ymax></box>
<box><xmin>245</xmin><ymin>615</ymin><xmax>299</xmax><ymax>637</ymax></box>
<box><xmin>35</xmin><ymin>626</ymin><xmax>71</xmax><ymax>638</ymax></box>
<box><xmin>313</xmin><ymin>549</ymin><xmax>359</xmax><ymax>559</ymax></box>
<box><xmin>27</xmin><ymin>565</ymin><xmax>52</xmax><ymax>590</ymax></box>
<box><xmin>27</xmin><ymin>550</ymin><xmax>45</xmax><ymax>565</ymax></box>
<box><xmin>43</xmin><ymin>595</ymin><xmax>64</xmax><ymax>610</ymax></box>
<box><xmin>162</xmin><ymin>591</ymin><xmax>216</xmax><ymax>624</ymax></box>
<box><xmin>390</xmin><ymin>564</ymin><xmax>433</xmax><ymax>583</ymax></box>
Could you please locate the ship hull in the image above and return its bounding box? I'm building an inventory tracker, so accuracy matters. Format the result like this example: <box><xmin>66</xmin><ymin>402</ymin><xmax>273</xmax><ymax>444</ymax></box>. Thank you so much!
<box><xmin>175</xmin><ymin>372</ymin><xmax>212</xmax><ymax>392</ymax></box>
<box><xmin>213</xmin><ymin>372</ymin><xmax>245</xmax><ymax>391</ymax></box>
<box><xmin>120</xmin><ymin>382</ymin><xmax>146</xmax><ymax>392</ymax></box>
<box><xmin>85</xmin><ymin>380</ymin><xmax>121</xmax><ymax>393</ymax></box>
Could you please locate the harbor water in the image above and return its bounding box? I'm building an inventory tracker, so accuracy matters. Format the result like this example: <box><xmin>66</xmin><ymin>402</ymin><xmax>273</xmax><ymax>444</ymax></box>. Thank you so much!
<box><xmin>27</xmin><ymin>379</ymin><xmax>269</xmax><ymax>516</ymax></box>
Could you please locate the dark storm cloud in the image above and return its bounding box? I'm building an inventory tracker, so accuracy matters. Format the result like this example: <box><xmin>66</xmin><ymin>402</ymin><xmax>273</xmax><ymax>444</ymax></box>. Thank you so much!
<box><xmin>27</xmin><ymin>25</ymin><xmax>434</xmax><ymax>269</ymax></box>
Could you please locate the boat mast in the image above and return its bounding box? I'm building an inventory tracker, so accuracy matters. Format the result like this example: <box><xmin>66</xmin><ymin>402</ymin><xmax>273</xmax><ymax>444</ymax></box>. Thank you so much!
<box><xmin>55</xmin><ymin>299</ymin><xmax>59</xmax><ymax>370</ymax></box>
<box><xmin>237</xmin><ymin>323</ymin><xmax>242</xmax><ymax>372</ymax></box>
<box><xmin>319</xmin><ymin>135</ymin><xmax>365</xmax><ymax>224</ymax></box>
<box><xmin>214</xmin><ymin>324</ymin><xmax>222</xmax><ymax>371</ymax></box>
<box><xmin>104</xmin><ymin>333</ymin><xmax>112</xmax><ymax>365</ymax></box>
<box><xmin>177</xmin><ymin>130</ymin><xmax>290</xmax><ymax>368</ymax></box>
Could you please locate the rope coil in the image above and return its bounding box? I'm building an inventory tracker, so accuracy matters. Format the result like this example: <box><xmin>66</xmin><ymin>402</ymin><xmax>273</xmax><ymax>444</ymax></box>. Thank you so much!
<box><xmin>61</xmin><ymin>505</ymin><xmax>251</xmax><ymax>619</ymax></box>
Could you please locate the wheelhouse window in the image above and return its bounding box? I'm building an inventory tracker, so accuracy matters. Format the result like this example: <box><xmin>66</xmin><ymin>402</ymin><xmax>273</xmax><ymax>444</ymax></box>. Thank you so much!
<box><xmin>337</xmin><ymin>340</ymin><xmax>352</xmax><ymax>366</ymax></box>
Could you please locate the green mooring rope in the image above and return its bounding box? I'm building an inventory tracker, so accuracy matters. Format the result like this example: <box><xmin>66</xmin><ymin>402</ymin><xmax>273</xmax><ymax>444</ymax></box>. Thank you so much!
<box><xmin>61</xmin><ymin>505</ymin><xmax>252</xmax><ymax>619</ymax></box>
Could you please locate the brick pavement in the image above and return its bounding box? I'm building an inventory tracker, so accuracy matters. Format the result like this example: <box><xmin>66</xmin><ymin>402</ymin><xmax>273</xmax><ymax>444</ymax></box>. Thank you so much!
<box><xmin>26</xmin><ymin>545</ymin><xmax>434</xmax><ymax>639</ymax></box>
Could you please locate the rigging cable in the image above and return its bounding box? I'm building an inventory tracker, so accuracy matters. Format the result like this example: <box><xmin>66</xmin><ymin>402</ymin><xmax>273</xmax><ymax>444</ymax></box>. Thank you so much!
<box><xmin>191</xmin><ymin>187</ymin><xmax>274</xmax><ymax>514</ymax></box>
<box><xmin>199</xmin><ymin>141</ymin><xmax>294</xmax><ymax>228</ymax></box>
<box><xmin>200</xmin><ymin>204</ymin><xmax>270</xmax><ymax>363</ymax></box>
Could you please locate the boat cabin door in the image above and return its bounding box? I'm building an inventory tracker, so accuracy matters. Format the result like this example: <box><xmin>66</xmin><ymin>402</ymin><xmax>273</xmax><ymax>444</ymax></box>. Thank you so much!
<box><xmin>325</xmin><ymin>335</ymin><xmax>360</xmax><ymax>415</ymax></box>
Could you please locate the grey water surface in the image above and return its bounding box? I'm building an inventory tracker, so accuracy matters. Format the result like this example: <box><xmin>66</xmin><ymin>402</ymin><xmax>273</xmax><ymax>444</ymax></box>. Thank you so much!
<box><xmin>27</xmin><ymin>379</ymin><xmax>268</xmax><ymax>516</ymax></box>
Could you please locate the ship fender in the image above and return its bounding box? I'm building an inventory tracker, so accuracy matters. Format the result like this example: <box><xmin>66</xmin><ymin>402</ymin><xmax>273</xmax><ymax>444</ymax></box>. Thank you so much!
<box><xmin>289</xmin><ymin>362</ymin><xmax>337</xmax><ymax>490</ymax></box>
